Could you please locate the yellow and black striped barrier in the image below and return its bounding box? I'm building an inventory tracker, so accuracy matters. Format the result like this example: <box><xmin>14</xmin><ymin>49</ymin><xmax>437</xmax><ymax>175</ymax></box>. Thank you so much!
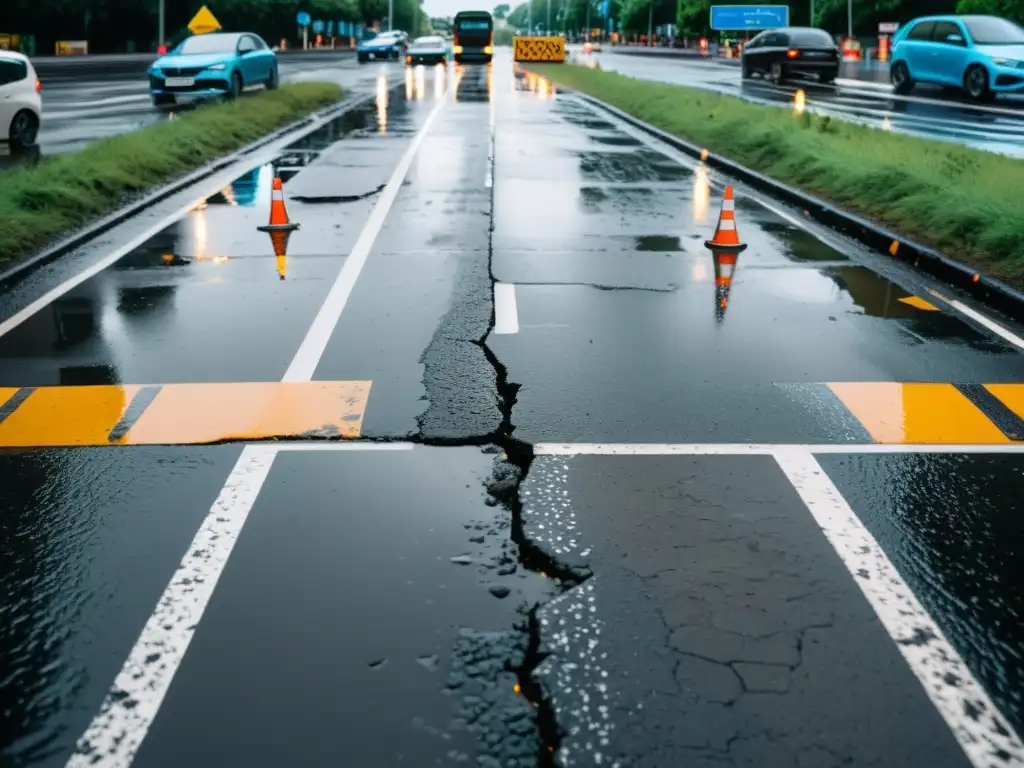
<box><xmin>513</xmin><ymin>36</ymin><xmax>565</xmax><ymax>63</ymax></box>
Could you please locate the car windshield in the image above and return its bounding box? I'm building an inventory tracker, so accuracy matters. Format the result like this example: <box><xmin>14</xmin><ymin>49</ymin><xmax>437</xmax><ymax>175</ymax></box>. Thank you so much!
<box><xmin>177</xmin><ymin>34</ymin><xmax>240</xmax><ymax>55</ymax></box>
<box><xmin>790</xmin><ymin>29</ymin><xmax>834</xmax><ymax>47</ymax></box>
<box><xmin>414</xmin><ymin>36</ymin><xmax>444</xmax><ymax>47</ymax></box>
<box><xmin>964</xmin><ymin>16</ymin><xmax>1024</xmax><ymax>45</ymax></box>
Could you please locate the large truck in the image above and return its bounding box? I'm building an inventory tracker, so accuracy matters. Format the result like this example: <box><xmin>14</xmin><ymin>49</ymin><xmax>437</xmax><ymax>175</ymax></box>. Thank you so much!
<box><xmin>452</xmin><ymin>10</ymin><xmax>493</xmax><ymax>63</ymax></box>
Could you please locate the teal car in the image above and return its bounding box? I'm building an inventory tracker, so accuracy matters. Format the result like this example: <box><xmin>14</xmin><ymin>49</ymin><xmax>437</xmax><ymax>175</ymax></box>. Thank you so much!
<box><xmin>148</xmin><ymin>32</ymin><xmax>278</xmax><ymax>107</ymax></box>
<box><xmin>891</xmin><ymin>15</ymin><xmax>1024</xmax><ymax>101</ymax></box>
<box><xmin>357</xmin><ymin>31</ymin><xmax>408</xmax><ymax>62</ymax></box>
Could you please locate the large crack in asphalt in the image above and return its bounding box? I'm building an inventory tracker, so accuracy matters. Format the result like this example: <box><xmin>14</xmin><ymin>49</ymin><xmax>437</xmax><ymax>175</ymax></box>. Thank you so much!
<box><xmin>401</xmin><ymin>113</ymin><xmax>592</xmax><ymax>767</ymax></box>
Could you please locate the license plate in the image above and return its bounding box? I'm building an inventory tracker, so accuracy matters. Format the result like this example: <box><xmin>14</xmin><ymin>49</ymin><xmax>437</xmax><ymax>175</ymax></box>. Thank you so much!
<box><xmin>164</xmin><ymin>77</ymin><xmax>194</xmax><ymax>87</ymax></box>
<box><xmin>368</xmin><ymin>53</ymin><xmax>375</xmax><ymax>60</ymax></box>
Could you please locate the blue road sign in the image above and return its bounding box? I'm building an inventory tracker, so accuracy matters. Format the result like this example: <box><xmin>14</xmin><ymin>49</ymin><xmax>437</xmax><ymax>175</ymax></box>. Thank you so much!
<box><xmin>709</xmin><ymin>5</ymin><xmax>788</xmax><ymax>31</ymax></box>
<box><xmin>326</xmin><ymin>20</ymin><xmax>334</xmax><ymax>36</ymax></box>
<box><xmin>296</xmin><ymin>11</ymin><xmax>311</xmax><ymax>26</ymax></box>
<box><xmin>599</xmin><ymin>0</ymin><xmax>609</xmax><ymax>16</ymax></box>
<box><xmin>312</xmin><ymin>19</ymin><xmax>324</xmax><ymax>33</ymax></box>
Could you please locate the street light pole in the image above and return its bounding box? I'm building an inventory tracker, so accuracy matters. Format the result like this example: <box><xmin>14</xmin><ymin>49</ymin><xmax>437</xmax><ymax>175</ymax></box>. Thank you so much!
<box><xmin>528</xmin><ymin>0</ymin><xmax>532</xmax><ymax>33</ymax></box>
<box><xmin>648</xmin><ymin>0</ymin><xmax>653</xmax><ymax>44</ymax></box>
<box><xmin>809</xmin><ymin>0</ymin><xmax>814</xmax><ymax>26</ymax></box>
<box><xmin>388</xmin><ymin>0</ymin><xmax>394</xmax><ymax>30</ymax></box>
<box><xmin>847</xmin><ymin>0</ymin><xmax>852</xmax><ymax>38</ymax></box>
<box><xmin>158</xmin><ymin>0</ymin><xmax>165</xmax><ymax>48</ymax></box>
<box><xmin>547</xmin><ymin>0</ymin><xmax>551</xmax><ymax>34</ymax></box>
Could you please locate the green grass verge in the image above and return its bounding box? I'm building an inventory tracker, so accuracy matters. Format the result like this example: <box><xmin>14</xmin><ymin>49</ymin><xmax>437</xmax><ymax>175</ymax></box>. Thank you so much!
<box><xmin>527</xmin><ymin>64</ymin><xmax>1024</xmax><ymax>285</ymax></box>
<box><xmin>1</xmin><ymin>82</ymin><xmax>343</xmax><ymax>265</ymax></box>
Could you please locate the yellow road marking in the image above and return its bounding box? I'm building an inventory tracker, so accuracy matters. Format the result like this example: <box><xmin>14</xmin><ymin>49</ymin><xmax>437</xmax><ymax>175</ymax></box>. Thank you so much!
<box><xmin>0</xmin><ymin>388</ymin><xmax>19</xmax><ymax>410</ymax></box>
<box><xmin>828</xmin><ymin>382</ymin><xmax>1011</xmax><ymax>444</ymax></box>
<box><xmin>897</xmin><ymin>296</ymin><xmax>939</xmax><ymax>311</ymax></box>
<box><xmin>985</xmin><ymin>384</ymin><xmax>1024</xmax><ymax>422</ymax></box>
<box><xmin>0</xmin><ymin>382</ymin><xmax>372</xmax><ymax>447</ymax></box>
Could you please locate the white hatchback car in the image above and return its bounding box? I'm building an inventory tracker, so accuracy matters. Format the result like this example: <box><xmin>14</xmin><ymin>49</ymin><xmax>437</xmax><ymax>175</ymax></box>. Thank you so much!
<box><xmin>0</xmin><ymin>51</ymin><xmax>42</xmax><ymax>150</ymax></box>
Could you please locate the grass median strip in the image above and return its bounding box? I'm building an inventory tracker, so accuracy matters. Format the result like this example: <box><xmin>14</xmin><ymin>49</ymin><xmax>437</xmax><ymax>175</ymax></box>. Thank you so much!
<box><xmin>526</xmin><ymin>64</ymin><xmax>1024</xmax><ymax>285</ymax></box>
<box><xmin>1</xmin><ymin>82</ymin><xmax>343</xmax><ymax>265</ymax></box>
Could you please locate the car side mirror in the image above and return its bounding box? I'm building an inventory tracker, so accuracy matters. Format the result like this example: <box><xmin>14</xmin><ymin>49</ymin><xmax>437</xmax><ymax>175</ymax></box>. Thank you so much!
<box><xmin>947</xmin><ymin>33</ymin><xmax>964</xmax><ymax>45</ymax></box>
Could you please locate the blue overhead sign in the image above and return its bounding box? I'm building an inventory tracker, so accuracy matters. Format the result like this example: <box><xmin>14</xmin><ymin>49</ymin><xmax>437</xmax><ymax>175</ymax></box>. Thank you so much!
<box><xmin>312</xmin><ymin>19</ymin><xmax>324</xmax><ymax>33</ymax></box>
<box><xmin>709</xmin><ymin>5</ymin><xmax>788</xmax><ymax>31</ymax></box>
<box><xmin>296</xmin><ymin>11</ymin><xmax>311</xmax><ymax>26</ymax></box>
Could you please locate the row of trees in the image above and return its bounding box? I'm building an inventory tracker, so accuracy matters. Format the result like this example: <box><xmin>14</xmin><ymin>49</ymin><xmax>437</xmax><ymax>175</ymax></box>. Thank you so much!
<box><xmin>501</xmin><ymin>0</ymin><xmax>1021</xmax><ymax>37</ymax></box>
<box><xmin>0</xmin><ymin>0</ymin><xmax>430</xmax><ymax>54</ymax></box>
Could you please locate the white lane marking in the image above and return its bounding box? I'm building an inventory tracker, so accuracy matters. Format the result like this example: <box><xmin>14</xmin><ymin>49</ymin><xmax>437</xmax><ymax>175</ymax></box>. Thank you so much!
<box><xmin>534</xmin><ymin>442</ymin><xmax>1024</xmax><ymax>456</ymax></box>
<box><xmin>0</xmin><ymin>114</ymin><xmax>334</xmax><ymax>340</ymax></box>
<box><xmin>67</xmin><ymin>446</ymin><xmax>278</xmax><ymax>768</ymax></box>
<box><xmin>493</xmin><ymin>282</ymin><xmax>520</xmax><ymax>334</ymax></box>
<box><xmin>835</xmin><ymin>77</ymin><xmax>893</xmax><ymax>92</ymax></box>
<box><xmin>282</xmin><ymin>96</ymin><xmax>449</xmax><ymax>381</ymax></box>
<box><xmin>587</xmin><ymin>98</ymin><xmax>1024</xmax><ymax>354</ymax></box>
<box><xmin>774</xmin><ymin>449</ymin><xmax>1024</xmax><ymax>768</ymax></box>
<box><xmin>928</xmin><ymin>289</ymin><xmax>1024</xmax><ymax>351</ymax></box>
<box><xmin>68</xmin><ymin>96</ymin><xmax>448</xmax><ymax>766</ymax></box>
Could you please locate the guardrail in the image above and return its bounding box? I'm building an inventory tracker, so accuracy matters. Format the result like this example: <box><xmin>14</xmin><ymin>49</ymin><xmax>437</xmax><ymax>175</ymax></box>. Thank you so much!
<box><xmin>31</xmin><ymin>48</ymin><xmax>355</xmax><ymax>80</ymax></box>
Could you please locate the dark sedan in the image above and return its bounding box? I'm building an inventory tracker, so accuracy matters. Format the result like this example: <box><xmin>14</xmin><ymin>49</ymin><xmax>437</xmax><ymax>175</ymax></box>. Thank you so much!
<box><xmin>741</xmin><ymin>27</ymin><xmax>840</xmax><ymax>85</ymax></box>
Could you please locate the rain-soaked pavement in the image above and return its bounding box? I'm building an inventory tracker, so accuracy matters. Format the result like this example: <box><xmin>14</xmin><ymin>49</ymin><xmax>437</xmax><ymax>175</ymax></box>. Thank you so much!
<box><xmin>584</xmin><ymin>48</ymin><xmax>1024</xmax><ymax>157</ymax></box>
<box><xmin>1</xmin><ymin>51</ymin><xmax>1024</xmax><ymax>768</ymax></box>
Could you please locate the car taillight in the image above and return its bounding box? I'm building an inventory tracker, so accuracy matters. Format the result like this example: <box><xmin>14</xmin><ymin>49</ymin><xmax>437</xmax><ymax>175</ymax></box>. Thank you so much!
<box><xmin>35</xmin><ymin>78</ymin><xmax>42</xmax><ymax>93</ymax></box>
<box><xmin>786</xmin><ymin>49</ymin><xmax>800</xmax><ymax>59</ymax></box>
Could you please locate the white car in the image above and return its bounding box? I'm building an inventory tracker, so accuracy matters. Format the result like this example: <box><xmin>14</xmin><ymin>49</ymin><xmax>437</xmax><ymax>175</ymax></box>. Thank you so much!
<box><xmin>0</xmin><ymin>51</ymin><xmax>42</xmax><ymax>150</ymax></box>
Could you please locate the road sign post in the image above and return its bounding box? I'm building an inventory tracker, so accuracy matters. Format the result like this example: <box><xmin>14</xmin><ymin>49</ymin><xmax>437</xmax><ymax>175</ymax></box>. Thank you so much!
<box><xmin>709</xmin><ymin>5</ymin><xmax>788</xmax><ymax>32</ymax></box>
<box><xmin>297</xmin><ymin>11</ymin><xmax>311</xmax><ymax>49</ymax></box>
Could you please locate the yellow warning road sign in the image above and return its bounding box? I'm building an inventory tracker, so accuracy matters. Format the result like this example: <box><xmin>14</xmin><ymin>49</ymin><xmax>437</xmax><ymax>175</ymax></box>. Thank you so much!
<box><xmin>513</xmin><ymin>36</ymin><xmax>565</xmax><ymax>62</ymax></box>
<box><xmin>188</xmin><ymin>5</ymin><xmax>222</xmax><ymax>35</ymax></box>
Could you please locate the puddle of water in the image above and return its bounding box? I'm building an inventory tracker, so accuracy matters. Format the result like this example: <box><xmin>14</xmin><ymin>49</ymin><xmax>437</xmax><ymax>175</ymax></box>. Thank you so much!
<box><xmin>577</xmin><ymin>148</ymin><xmax>691</xmax><ymax>183</ymax></box>
<box><xmin>749</xmin><ymin>218</ymin><xmax>851</xmax><ymax>263</ymax></box>
<box><xmin>826</xmin><ymin>265</ymin><xmax>1012</xmax><ymax>351</ymax></box>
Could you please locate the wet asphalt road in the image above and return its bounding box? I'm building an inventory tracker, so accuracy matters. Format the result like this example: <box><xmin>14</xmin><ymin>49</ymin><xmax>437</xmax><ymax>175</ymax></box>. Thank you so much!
<box><xmin>584</xmin><ymin>48</ymin><xmax>1024</xmax><ymax>157</ymax></box>
<box><xmin>1</xmin><ymin>52</ymin><xmax>376</xmax><ymax>165</ymax></box>
<box><xmin>1</xmin><ymin>52</ymin><xmax>1024</xmax><ymax>768</ymax></box>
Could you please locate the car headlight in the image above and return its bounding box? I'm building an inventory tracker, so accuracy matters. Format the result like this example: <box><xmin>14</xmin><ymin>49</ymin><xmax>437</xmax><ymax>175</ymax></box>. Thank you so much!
<box><xmin>206</xmin><ymin>63</ymin><xmax>226</xmax><ymax>71</ymax></box>
<box><xmin>992</xmin><ymin>58</ymin><xmax>1021</xmax><ymax>67</ymax></box>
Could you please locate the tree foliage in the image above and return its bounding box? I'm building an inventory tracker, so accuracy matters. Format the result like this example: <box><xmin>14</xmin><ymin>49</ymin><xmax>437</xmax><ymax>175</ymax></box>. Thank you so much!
<box><xmin>0</xmin><ymin>0</ymin><xmax>430</xmax><ymax>53</ymax></box>
<box><xmin>493</xmin><ymin>3</ymin><xmax>511</xmax><ymax>19</ymax></box>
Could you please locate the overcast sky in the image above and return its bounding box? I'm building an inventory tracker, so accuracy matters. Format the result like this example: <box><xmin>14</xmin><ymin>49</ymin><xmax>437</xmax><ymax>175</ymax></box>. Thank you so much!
<box><xmin>423</xmin><ymin>1</ymin><xmax>502</xmax><ymax>20</ymax></box>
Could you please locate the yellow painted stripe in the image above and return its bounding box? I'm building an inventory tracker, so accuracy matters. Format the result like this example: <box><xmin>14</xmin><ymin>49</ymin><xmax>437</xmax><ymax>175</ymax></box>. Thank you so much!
<box><xmin>828</xmin><ymin>382</ymin><xmax>1011</xmax><ymax>444</ymax></box>
<box><xmin>897</xmin><ymin>295</ymin><xmax>939</xmax><ymax>311</ymax></box>
<box><xmin>0</xmin><ymin>387</ymin><xmax>19</xmax><ymax>410</ymax></box>
<box><xmin>0</xmin><ymin>382</ymin><xmax>372</xmax><ymax>447</ymax></box>
<box><xmin>985</xmin><ymin>384</ymin><xmax>1024</xmax><ymax>421</ymax></box>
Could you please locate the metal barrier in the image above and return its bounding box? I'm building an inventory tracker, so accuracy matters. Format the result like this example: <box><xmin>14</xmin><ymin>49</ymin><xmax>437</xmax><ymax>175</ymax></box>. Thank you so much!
<box><xmin>513</xmin><ymin>36</ymin><xmax>565</xmax><ymax>63</ymax></box>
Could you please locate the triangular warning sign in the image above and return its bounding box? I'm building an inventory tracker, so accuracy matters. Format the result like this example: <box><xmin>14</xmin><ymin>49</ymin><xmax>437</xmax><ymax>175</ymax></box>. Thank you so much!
<box><xmin>188</xmin><ymin>5</ymin><xmax>222</xmax><ymax>35</ymax></box>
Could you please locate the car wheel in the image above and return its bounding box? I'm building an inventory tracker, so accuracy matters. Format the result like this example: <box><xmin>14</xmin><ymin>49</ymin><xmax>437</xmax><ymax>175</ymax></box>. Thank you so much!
<box><xmin>769</xmin><ymin>61</ymin><xmax>785</xmax><ymax>85</ymax></box>
<box><xmin>152</xmin><ymin>93</ymin><xmax>176</xmax><ymax>107</ymax></box>
<box><xmin>358</xmin><ymin>54</ymin><xmax>367</xmax><ymax>63</ymax></box>
<box><xmin>964</xmin><ymin>64</ymin><xmax>991</xmax><ymax>101</ymax></box>
<box><xmin>819</xmin><ymin>70</ymin><xmax>836</xmax><ymax>85</ymax></box>
<box><xmin>266</xmin><ymin>66</ymin><xmax>278</xmax><ymax>90</ymax></box>
<box><xmin>228</xmin><ymin>71</ymin><xmax>243</xmax><ymax>100</ymax></box>
<box><xmin>891</xmin><ymin>61</ymin><xmax>913</xmax><ymax>95</ymax></box>
<box><xmin>8</xmin><ymin>109</ymin><xmax>39</xmax><ymax>150</ymax></box>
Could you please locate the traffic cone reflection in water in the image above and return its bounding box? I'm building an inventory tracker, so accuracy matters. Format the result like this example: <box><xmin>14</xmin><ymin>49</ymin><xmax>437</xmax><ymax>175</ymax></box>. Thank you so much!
<box><xmin>257</xmin><ymin>177</ymin><xmax>299</xmax><ymax>280</ymax></box>
<box><xmin>704</xmin><ymin>185</ymin><xmax>747</xmax><ymax>323</ymax></box>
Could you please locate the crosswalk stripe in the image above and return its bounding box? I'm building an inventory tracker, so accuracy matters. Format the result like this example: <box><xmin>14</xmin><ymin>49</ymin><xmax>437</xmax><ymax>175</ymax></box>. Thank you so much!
<box><xmin>0</xmin><ymin>381</ymin><xmax>372</xmax><ymax>447</ymax></box>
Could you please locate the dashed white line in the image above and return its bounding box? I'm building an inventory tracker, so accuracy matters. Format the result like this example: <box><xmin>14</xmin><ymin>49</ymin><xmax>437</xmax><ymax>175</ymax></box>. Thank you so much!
<box><xmin>775</xmin><ymin>448</ymin><xmax>1024</xmax><ymax>768</ymax></box>
<box><xmin>493</xmin><ymin>282</ymin><xmax>520</xmax><ymax>334</ymax></box>
<box><xmin>67</xmin><ymin>92</ymin><xmax>450</xmax><ymax>767</ymax></box>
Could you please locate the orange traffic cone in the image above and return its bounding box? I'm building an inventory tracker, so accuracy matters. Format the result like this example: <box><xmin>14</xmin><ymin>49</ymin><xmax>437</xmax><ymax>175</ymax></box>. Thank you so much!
<box><xmin>258</xmin><ymin>177</ymin><xmax>299</xmax><ymax>279</ymax></box>
<box><xmin>704</xmin><ymin>185</ymin><xmax>747</xmax><ymax>254</ymax></box>
<box><xmin>257</xmin><ymin>178</ymin><xmax>300</xmax><ymax>235</ymax></box>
